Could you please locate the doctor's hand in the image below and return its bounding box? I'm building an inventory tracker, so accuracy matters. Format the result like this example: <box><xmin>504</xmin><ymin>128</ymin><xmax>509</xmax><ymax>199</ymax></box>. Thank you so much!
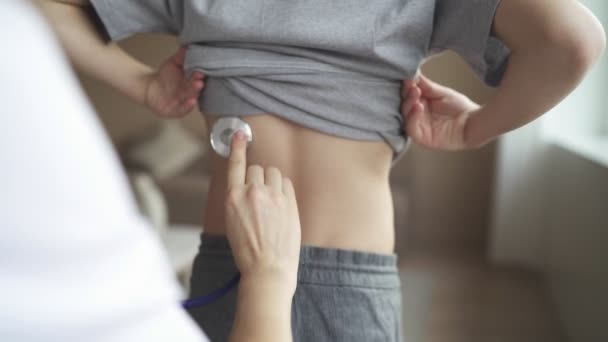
<box><xmin>143</xmin><ymin>46</ymin><xmax>205</xmax><ymax>118</ymax></box>
<box><xmin>401</xmin><ymin>74</ymin><xmax>482</xmax><ymax>150</ymax></box>
<box><xmin>224</xmin><ymin>130</ymin><xmax>302</xmax><ymax>295</ymax></box>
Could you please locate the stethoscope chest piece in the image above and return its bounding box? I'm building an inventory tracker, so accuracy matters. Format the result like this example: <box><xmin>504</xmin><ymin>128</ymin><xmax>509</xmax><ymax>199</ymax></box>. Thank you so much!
<box><xmin>210</xmin><ymin>117</ymin><xmax>253</xmax><ymax>158</ymax></box>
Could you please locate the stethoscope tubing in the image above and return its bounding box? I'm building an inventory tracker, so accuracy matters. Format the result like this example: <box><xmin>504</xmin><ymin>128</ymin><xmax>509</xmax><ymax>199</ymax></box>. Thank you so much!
<box><xmin>181</xmin><ymin>273</ymin><xmax>241</xmax><ymax>309</ymax></box>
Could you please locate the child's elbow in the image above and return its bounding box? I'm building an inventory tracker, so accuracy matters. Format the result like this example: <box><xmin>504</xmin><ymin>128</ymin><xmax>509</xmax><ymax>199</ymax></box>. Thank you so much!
<box><xmin>571</xmin><ymin>22</ymin><xmax>605</xmax><ymax>74</ymax></box>
<box><xmin>558</xmin><ymin>12</ymin><xmax>606</xmax><ymax>77</ymax></box>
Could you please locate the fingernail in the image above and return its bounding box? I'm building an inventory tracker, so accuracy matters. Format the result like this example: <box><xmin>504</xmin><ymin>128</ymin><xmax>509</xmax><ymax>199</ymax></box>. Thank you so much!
<box><xmin>234</xmin><ymin>130</ymin><xmax>245</xmax><ymax>140</ymax></box>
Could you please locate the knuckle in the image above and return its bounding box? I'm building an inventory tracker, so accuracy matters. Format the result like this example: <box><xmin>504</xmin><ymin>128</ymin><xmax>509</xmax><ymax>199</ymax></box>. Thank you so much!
<box><xmin>270</xmin><ymin>190</ymin><xmax>286</xmax><ymax>206</ymax></box>
<box><xmin>225</xmin><ymin>187</ymin><xmax>241</xmax><ymax>207</ymax></box>
<box><xmin>247</xmin><ymin>183</ymin><xmax>265</xmax><ymax>201</ymax></box>
<box><xmin>230</xmin><ymin>154</ymin><xmax>244</xmax><ymax>165</ymax></box>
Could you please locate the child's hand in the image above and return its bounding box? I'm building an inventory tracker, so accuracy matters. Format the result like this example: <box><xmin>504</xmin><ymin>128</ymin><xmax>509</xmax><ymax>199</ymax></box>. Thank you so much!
<box><xmin>401</xmin><ymin>74</ymin><xmax>481</xmax><ymax>150</ymax></box>
<box><xmin>144</xmin><ymin>47</ymin><xmax>205</xmax><ymax>118</ymax></box>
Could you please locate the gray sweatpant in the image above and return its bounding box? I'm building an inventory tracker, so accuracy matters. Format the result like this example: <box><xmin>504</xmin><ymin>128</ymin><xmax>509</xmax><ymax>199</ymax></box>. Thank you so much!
<box><xmin>187</xmin><ymin>234</ymin><xmax>403</xmax><ymax>342</ymax></box>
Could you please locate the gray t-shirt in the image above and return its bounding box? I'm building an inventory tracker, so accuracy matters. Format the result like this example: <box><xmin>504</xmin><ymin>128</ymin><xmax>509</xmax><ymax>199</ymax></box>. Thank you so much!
<box><xmin>91</xmin><ymin>0</ymin><xmax>510</xmax><ymax>159</ymax></box>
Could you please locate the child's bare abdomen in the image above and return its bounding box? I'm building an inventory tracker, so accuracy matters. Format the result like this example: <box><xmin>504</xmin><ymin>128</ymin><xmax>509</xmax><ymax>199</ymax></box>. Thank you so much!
<box><xmin>203</xmin><ymin>113</ymin><xmax>396</xmax><ymax>254</ymax></box>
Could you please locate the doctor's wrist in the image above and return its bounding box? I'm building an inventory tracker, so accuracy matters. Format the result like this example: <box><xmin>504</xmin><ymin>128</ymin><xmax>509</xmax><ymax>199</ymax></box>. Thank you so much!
<box><xmin>238</xmin><ymin>272</ymin><xmax>296</xmax><ymax>304</ymax></box>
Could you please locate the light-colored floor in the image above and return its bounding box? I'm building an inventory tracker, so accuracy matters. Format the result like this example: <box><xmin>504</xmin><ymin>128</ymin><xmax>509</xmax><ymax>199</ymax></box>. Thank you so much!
<box><xmin>399</xmin><ymin>248</ymin><xmax>567</xmax><ymax>342</ymax></box>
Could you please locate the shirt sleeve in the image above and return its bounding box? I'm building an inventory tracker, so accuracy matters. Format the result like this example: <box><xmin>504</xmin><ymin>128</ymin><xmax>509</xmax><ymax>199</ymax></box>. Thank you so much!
<box><xmin>429</xmin><ymin>0</ymin><xmax>511</xmax><ymax>87</ymax></box>
<box><xmin>90</xmin><ymin>0</ymin><xmax>183</xmax><ymax>41</ymax></box>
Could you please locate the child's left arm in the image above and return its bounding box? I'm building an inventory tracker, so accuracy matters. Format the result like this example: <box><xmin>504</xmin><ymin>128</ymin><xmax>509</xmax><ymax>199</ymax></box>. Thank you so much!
<box><xmin>403</xmin><ymin>0</ymin><xmax>605</xmax><ymax>150</ymax></box>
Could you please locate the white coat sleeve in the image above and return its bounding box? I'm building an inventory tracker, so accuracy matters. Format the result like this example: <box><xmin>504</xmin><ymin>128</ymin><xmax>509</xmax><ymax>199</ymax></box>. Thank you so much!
<box><xmin>0</xmin><ymin>2</ymin><xmax>208</xmax><ymax>342</ymax></box>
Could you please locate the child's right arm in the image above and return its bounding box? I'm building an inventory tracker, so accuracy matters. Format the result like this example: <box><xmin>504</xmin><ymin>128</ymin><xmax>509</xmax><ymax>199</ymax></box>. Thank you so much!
<box><xmin>465</xmin><ymin>0</ymin><xmax>606</xmax><ymax>147</ymax></box>
<box><xmin>35</xmin><ymin>0</ymin><xmax>204</xmax><ymax>118</ymax></box>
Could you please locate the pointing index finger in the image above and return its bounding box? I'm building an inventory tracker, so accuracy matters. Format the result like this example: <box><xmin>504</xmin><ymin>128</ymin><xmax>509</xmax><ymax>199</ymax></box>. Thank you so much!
<box><xmin>227</xmin><ymin>130</ymin><xmax>247</xmax><ymax>189</ymax></box>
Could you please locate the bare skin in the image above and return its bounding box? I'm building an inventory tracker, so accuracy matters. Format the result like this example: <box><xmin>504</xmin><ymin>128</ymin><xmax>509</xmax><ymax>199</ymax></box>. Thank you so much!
<box><xmin>203</xmin><ymin>114</ymin><xmax>395</xmax><ymax>253</ymax></box>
